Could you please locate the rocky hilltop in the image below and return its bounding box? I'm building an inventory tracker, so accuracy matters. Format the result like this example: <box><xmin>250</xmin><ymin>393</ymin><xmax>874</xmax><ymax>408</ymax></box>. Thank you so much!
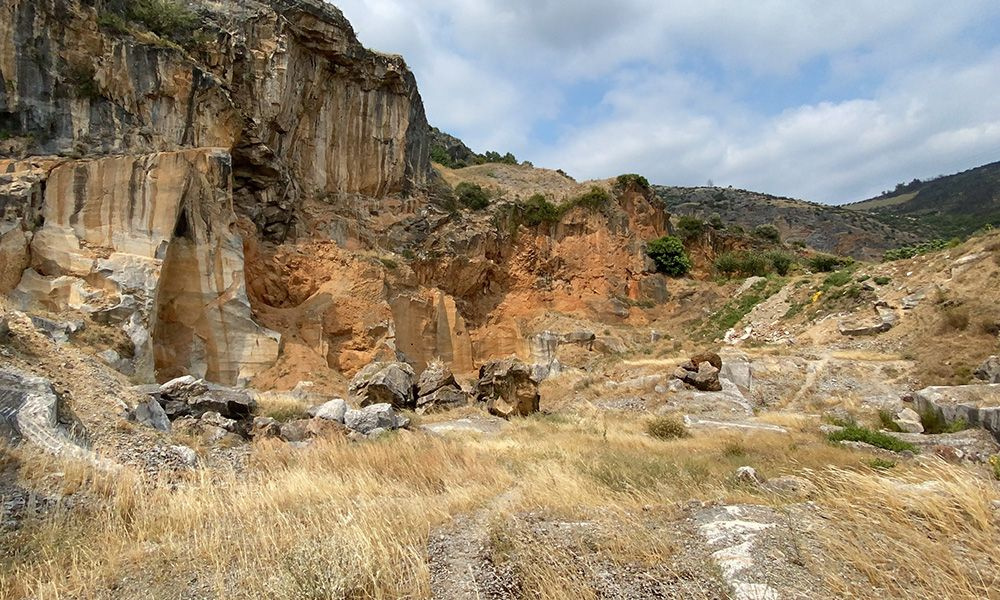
<box><xmin>655</xmin><ymin>185</ymin><xmax>921</xmax><ymax>261</ymax></box>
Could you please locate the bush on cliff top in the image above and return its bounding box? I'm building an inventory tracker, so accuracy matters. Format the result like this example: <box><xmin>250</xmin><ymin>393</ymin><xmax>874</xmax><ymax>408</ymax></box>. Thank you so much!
<box><xmin>646</xmin><ymin>235</ymin><xmax>691</xmax><ymax>277</ymax></box>
<box><xmin>103</xmin><ymin>0</ymin><xmax>198</xmax><ymax>43</ymax></box>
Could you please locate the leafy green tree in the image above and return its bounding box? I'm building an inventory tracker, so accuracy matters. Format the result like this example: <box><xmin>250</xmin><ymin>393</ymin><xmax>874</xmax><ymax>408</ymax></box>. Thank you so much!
<box><xmin>646</xmin><ymin>236</ymin><xmax>691</xmax><ymax>277</ymax></box>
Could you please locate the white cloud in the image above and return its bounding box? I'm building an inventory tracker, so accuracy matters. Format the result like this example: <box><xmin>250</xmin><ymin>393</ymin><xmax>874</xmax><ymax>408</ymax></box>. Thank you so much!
<box><xmin>333</xmin><ymin>0</ymin><xmax>1000</xmax><ymax>202</ymax></box>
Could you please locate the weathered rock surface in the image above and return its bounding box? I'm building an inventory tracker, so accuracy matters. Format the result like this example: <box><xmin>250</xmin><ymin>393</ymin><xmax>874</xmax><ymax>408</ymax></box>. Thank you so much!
<box><xmin>308</xmin><ymin>399</ymin><xmax>348</xmax><ymax>424</ymax></box>
<box><xmin>417</xmin><ymin>387</ymin><xmax>468</xmax><ymax>414</ymax></box>
<box><xmin>474</xmin><ymin>357</ymin><xmax>540</xmax><ymax>418</ymax></box>
<box><xmin>893</xmin><ymin>407</ymin><xmax>924</xmax><ymax>434</ymax></box>
<box><xmin>417</xmin><ymin>360</ymin><xmax>458</xmax><ymax>397</ymax></box>
<box><xmin>0</xmin><ymin>368</ymin><xmax>94</xmax><ymax>460</ymax></box>
<box><xmin>975</xmin><ymin>356</ymin><xmax>1000</xmax><ymax>383</ymax></box>
<box><xmin>415</xmin><ymin>360</ymin><xmax>467</xmax><ymax>414</ymax></box>
<box><xmin>152</xmin><ymin>376</ymin><xmax>255</xmax><ymax>422</ymax></box>
<box><xmin>911</xmin><ymin>385</ymin><xmax>1000</xmax><ymax>441</ymax></box>
<box><xmin>349</xmin><ymin>361</ymin><xmax>416</xmax><ymax>409</ymax></box>
<box><xmin>343</xmin><ymin>403</ymin><xmax>408</xmax><ymax>435</ymax></box>
<box><xmin>838</xmin><ymin>302</ymin><xmax>897</xmax><ymax>336</ymax></box>
<box><xmin>132</xmin><ymin>398</ymin><xmax>170</xmax><ymax>433</ymax></box>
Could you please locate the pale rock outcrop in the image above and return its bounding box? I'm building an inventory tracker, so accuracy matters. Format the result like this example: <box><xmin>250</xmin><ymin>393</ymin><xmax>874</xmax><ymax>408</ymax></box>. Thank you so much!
<box><xmin>308</xmin><ymin>399</ymin><xmax>348</xmax><ymax>424</ymax></box>
<box><xmin>7</xmin><ymin>150</ymin><xmax>280</xmax><ymax>385</ymax></box>
<box><xmin>911</xmin><ymin>385</ymin><xmax>1000</xmax><ymax>441</ymax></box>
<box><xmin>893</xmin><ymin>407</ymin><xmax>924</xmax><ymax>434</ymax></box>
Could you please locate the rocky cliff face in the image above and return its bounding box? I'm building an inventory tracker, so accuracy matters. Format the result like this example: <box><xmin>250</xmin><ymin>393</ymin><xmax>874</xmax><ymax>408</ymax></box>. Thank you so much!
<box><xmin>0</xmin><ymin>0</ymin><xmax>682</xmax><ymax>391</ymax></box>
<box><xmin>0</xmin><ymin>0</ymin><xmax>430</xmax><ymax>385</ymax></box>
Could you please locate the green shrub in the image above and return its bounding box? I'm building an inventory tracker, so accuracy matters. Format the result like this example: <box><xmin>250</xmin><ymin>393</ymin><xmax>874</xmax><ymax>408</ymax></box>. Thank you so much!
<box><xmin>714</xmin><ymin>250</ymin><xmax>792</xmax><ymax>277</ymax></box>
<box><xmin>823</xmin><ymin>270</ymin><xmax>853</xmax><ymax>287</ymax></box>
<box><xmin>106</xmin><ymin>0</ymin><xmax>198</xmax><ymax>43</ymax></box>
<box><xmin>866</xmin><ymin>458</ymin><xmax>897</xmax><ymax>470</ymax></box>
<box><xmin>873</xmin><ymin>276</ymin><xmax>891</xmax><ymax>286</ymax></box>
<box><xmin>764</xmin><ymin>251</ymin><xmax>794</xmax><ymax>276</ymax></box>
<box><xmin>430</xmin><ymin>145</ymin><xmax>455</xmax><ymax>167</ymax></box>
<box><xmin>518</xmin><ymin>193</ymin><xmax>560</xmax><ymax>226</ymax></box>
<box><xmin>827</xmin><ymin>425</ymin><xmax>918</xmax><ymax>453</ymax></box>
<box><xmin>753</xmin><ymin>224</ymin><xmax>781</xmax><ymax>243</ymax></box>
<box><xmin>455</xmin><ymin>182</ymin><xmax>490</xmax><ymax>210</ymax></box>
<box><xmin>615</xmin><ymin>173</ymin><xmax>650</xmax><ymax>191</ymax></box>
<box><xmin>676</xmin><ymin>216</ymin><xmax>706</xmax><ymax>241</ymax></box>
<box><xmin>708</xmin><ymin>212</ymin><xmax>724</xmax><ymax>229</ymax></box>
<box><xmin>646</xmin><ymin>414</ymin><xmax>690</xmax><ymax>440</ymax></box>
<box><xmin>918</xmin><ymin>409</ymin><xmax>968</xmax><ymax>434</ymax></box>
<box><xmin>883</xmin><ymin>238</ymin><xmax>956</xmax><ymax>261</ymax></box>
<box><xmin>569</xmin><ymin>186</ymin><xmax>612</xmax><ymax>211</ymax></box>
<box><xmin>646</xmin><ymin>235</ymin><xmax>692</xmax><ymax>277</ymax></box>
<box><xmin>808</xmin><ymin>254</ymin><xmax>851</xmax><ymax>272</ymax></box>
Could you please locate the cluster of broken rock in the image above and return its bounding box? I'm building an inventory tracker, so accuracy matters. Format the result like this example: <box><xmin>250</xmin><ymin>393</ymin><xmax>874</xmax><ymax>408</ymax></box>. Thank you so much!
<box><xmin>130</xmin><ymin>356</ymin><xmax>540</xmax><ymax>445</ymax></box>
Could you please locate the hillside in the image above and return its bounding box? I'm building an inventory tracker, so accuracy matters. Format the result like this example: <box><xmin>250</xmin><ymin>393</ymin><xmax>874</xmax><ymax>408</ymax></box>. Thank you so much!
<box><xmin>653</xmin><ymin>185</ymin><xmax>920</xmax><ymax>261</ymax></box>
<box><xmin>2</xmin><ymin>2</ymin><xmax>1000</xmax><ymax>600</ymax></box>
<box><xmin>845</xmin><ymin>161</ymin><xmax>1000</xmax><ymax>239</ymax></box>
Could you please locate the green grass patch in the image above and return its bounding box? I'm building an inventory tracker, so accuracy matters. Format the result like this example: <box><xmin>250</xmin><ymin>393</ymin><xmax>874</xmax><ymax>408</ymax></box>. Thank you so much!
<box><xmin>827</xmin><ymin>425</ymin><xmax>919</xmax><ymax>453</ymax></box>
<box><xmin>698</xmin><ymin>277</ymin><xmax>785</xmax><ymax>340</ymax></box>
<box><xmin>877</xmin><ymin>409</ymin><xmax>903</xmax><ymax>432</ymax></box>
<box><xmin>918</xmin><ymin>409</ymin><xmax>968</xmax><ymax>434</ymax></box>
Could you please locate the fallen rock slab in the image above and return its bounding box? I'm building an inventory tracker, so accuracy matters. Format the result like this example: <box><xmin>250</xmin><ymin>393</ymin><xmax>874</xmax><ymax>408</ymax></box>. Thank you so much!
<box><xmin>421</xmin><ymin>417</ymin><xmax>507</xmax><ymax>437</ymax></box>
<box><xmin>696</xmin><ymin>504</ymin><xmax>824</xmax><ymax>600</ymax></box>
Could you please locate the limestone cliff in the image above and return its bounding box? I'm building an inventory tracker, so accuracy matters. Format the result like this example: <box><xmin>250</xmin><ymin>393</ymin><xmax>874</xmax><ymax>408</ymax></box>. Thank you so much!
<box><xmin>1</xmin><ymin>0</ymin><xmax>682</xmax><ymax>392</ymax></box>
<box><xmin>0</xmin><ymin>0</ymin><xmax>431</xmax><ymax>385</ymax></box>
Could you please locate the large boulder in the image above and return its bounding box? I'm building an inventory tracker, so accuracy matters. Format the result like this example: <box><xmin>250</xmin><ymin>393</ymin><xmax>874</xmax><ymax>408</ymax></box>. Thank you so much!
<box><xmin>975</xmin><ymin>356</ymin><xmax>1000</xmax><ymax>384</ymax></box>
<box><xmin>155</xmin><ymin>377</ymin><xmax>255</xmax><ymax>420</ymax></box>
<box><xmin>132</xmin><ymin>398</ymin><xmax>170</xmax><ymax>432</ymax></box>
<box><xmin>417</xmin><ymin>360</ymin><xmax>457</xmax><ymax>397</ymax></box>
<box><xmin>911</xmin><ymin>385</ymin><xmax>1000</xmax><ymax>441</ymax></box>
<box><xmin>415</xmin><ymin>360</ymin><xmax>467</xmax><ymax>414</ymax></box>
<box><xmin>474</xmin><ymin>357</ymin><xmax>540</xmax><ymax>418</ymax></box>
<box><xmin>159</xmin><ymin>376</ymin><xmax>209</xmax><ymax>403</ymax></box>
<box><xmin>349</xmin><ymin>361</ymin><xmax>416</xmax><ymax>409</ymax></box>
<box><xmin>344</xmin><ymin>403</ymin><xmax>408</xmax><ymax>435</ymax></box>
<box><xmin>308</xmin><ymin>398</ymin><xmax>348</xmax><ymax>424</ymax></box>
<box><xmin>674</xmin><ymin>353</ymin><xmax>723</xmax><ymax>392</ymax></box>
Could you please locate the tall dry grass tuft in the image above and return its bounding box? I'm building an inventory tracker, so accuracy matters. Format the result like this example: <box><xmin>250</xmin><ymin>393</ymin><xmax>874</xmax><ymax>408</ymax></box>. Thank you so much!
<box><xmin>808</xmin><ymin>462</ymin><xmax>1000</xmax><ymax>598</ymax></box>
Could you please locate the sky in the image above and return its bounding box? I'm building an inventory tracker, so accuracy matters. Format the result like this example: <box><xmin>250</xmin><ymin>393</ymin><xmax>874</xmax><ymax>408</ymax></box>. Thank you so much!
<box><xmin>334</xmin><ymin>0</ymin><xmax>1000</xmax><ymax>204</ymax></box>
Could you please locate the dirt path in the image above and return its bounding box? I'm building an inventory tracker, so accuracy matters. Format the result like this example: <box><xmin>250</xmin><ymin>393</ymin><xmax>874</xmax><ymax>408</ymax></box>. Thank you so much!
<box><xmin>427</xmin><ymin>491</ymin><xmax>520</xmax><ymax>600</ymax></box>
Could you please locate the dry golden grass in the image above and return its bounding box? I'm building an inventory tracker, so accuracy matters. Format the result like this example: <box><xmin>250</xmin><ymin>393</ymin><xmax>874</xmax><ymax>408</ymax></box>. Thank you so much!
<box><xmin>809</xmin><ymin>462</ymin><xmax>1000</xmax><ymax>598</ymax></box>
<box><xmin>253</xmin><ymin>391</ymin><xmax>311</xmax><ymax>423</ymax></box>
<box><xmin>2</xmin><ymin>409</ymin><xmax>999</xmax><ymax>599</ymax></box>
